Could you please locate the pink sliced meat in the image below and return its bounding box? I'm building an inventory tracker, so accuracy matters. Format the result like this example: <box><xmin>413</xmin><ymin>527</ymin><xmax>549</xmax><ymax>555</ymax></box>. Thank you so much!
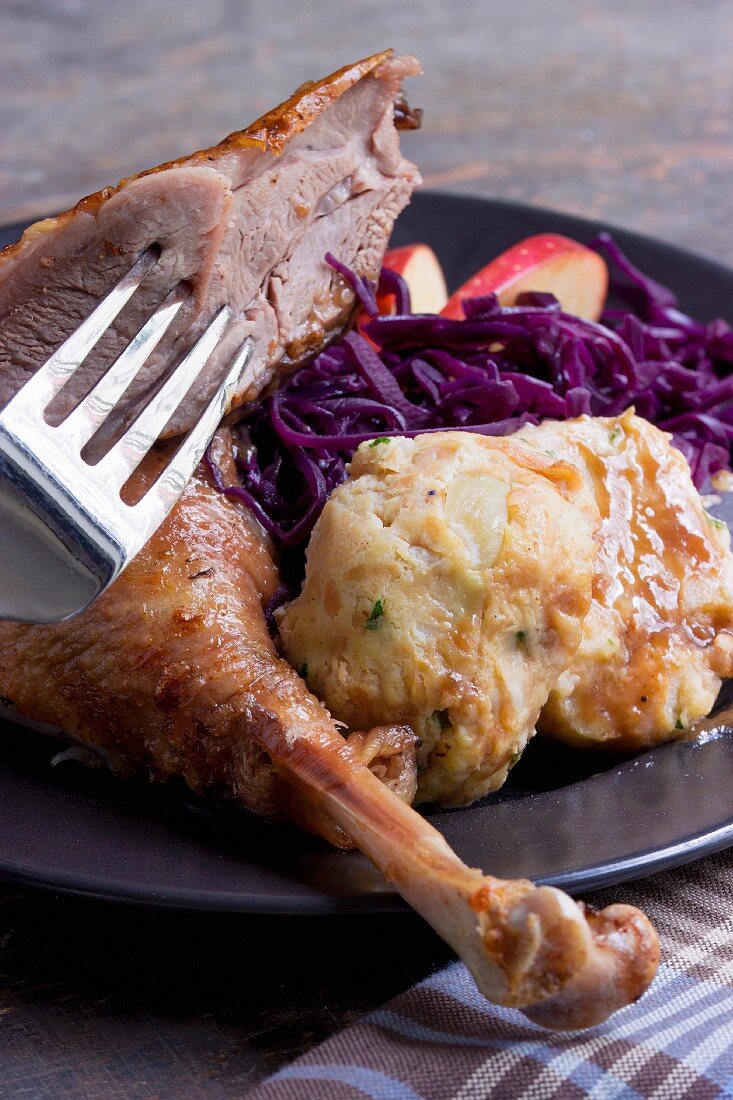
<box><xmin>0</xmin><ymin>50</ymin><xmax>421</xmax><ymax>436</ymax></box>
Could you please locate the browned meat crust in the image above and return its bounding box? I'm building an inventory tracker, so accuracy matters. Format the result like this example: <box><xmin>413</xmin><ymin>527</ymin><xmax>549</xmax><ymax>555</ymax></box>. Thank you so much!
<box><xmin>0</xmin><ymin>51</ymin><xmax>398</xmax><ymax>257</ymax></box>
<box><xmin>0</xmin><ymin>51</ymin><xmax>421</xmax><ymax>436</ymax></box>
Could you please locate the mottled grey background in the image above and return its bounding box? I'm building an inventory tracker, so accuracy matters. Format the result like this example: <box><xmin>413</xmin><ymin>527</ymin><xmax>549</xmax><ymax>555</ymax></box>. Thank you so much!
<box><xmin>1</xmin><ymin>0</ymin><xmax>733</xmax><ymax>260</ymax></box>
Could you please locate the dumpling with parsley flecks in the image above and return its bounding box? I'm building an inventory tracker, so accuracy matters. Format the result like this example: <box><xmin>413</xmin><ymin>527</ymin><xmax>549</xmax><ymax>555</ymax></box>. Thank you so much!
<box><xmin>277</xmin><ymin>431</ymin><xmax>599</xmax><ymax>806</ymax></box>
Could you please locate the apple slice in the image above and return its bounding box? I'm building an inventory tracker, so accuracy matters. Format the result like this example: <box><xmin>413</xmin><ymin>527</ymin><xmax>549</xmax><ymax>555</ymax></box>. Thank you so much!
<box><xmin>382</xmin><ymin>243</ymin><xmax>448</xmax><ymax>314</ymax></box>
<box><xmin>441</xmin><ymin>233</ymin><xmax>608</xmax><ymax>321</ymax></box>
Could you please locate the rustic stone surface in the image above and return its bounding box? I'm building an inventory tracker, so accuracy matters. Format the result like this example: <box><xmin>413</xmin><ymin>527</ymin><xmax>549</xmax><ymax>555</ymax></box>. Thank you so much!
<box><xmin>2</xmin><ymin>0</ymin><xmax>733</xmax><ymax>1095</ymax></box>
<box><xmin>2</xmin><ymin>0</ymin><xmax>733</xmax><ymax>261</ymax></box>
<box><xmin>0</xmin><ymin>888</ymin><xmax>452</xmax><ymax>1097</ymax></box>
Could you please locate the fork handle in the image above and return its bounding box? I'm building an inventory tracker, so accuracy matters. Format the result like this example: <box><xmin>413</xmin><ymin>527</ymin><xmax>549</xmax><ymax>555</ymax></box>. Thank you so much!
<box><xmin>0</xmin><ymin>449</ymin><xmax>114</xmax><ymax>624</ymax></box>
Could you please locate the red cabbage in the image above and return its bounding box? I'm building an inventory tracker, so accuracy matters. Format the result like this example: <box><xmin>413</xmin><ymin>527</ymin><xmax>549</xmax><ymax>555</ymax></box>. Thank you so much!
<box><xmin>325</xmin><ymin>253</ymin><xmax>379</xmax><ymax>317</ymax></box>
<box><xmin>208</xmin><ymin>237</ymin><xmax>733</xmax><ymax>581</ymax></box>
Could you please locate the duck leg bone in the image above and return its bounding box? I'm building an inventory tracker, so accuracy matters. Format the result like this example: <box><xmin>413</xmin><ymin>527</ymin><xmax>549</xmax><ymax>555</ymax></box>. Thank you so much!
<box><xmin>254</xmin><ymin>713</ymin><xmax>659</xmax><ymax>1030</ymax></box>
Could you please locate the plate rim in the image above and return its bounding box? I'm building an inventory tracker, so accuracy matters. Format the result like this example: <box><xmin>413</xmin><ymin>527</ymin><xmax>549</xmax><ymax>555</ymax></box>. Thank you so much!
<box><xmin>5</xmin><ymin>187</ymin><xmax>733</xmax><ymax>288</ymax></box>
<box><xmin>3</xmin><ymin>797</ymin><xmax>733</xmax><ymax>915</ymax></box>
<box><xmin>2</xmin><ymin>189</ymin><xmax>733</xmax><ymax>913</ymax></box>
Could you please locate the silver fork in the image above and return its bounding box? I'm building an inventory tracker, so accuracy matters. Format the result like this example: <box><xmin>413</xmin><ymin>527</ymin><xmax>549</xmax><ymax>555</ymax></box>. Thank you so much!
<box><xmin>0</xmin><ymin>247</ymin><xmax>253</xmax><ymax>624</ymax></box>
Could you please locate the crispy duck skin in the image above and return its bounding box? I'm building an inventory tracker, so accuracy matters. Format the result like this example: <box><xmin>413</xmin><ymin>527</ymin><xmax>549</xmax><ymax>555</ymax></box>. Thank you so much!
<box><xmin>0</xmin><ymin>431</ymin><xmax>416</xmax><ymax>844</ymax></box>
<box><xmin>0</xmin><ymin>51</ymin><xmax>420</xmax><ymax>435</ymax></box>
<box><xmin>0</xmin><ymin>435</ymin><xmax>659</xmax><ymax>1028</ymax></box>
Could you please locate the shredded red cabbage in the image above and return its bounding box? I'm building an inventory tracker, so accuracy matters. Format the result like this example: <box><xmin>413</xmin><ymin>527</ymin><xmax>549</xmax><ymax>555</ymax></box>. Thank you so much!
<box><xmin>209</xmin><ymin>236</ymin><xmax>733</xmax><ymax>590</ymax></box>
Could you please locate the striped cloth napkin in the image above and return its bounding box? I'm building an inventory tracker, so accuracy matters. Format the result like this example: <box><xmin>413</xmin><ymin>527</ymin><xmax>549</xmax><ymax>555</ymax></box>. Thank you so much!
<box><xmin>247</xmin><ymin>848</ymin><xmax>733</xmax><ymax>1099</ymax></box>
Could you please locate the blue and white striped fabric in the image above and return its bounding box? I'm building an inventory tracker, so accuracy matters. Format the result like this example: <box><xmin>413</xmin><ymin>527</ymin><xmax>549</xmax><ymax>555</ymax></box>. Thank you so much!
<box><xmin>247</xmin><ymin>848</ymin><xmax>733</xmax><ymax>1099</ymax></box>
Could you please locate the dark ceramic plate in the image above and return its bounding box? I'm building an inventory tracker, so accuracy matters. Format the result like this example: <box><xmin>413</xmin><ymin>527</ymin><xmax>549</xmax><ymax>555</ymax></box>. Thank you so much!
<box><xmin>2</xmin><ymin>192</ymin><xmax>733</xmax><ymax>913</ymax></box>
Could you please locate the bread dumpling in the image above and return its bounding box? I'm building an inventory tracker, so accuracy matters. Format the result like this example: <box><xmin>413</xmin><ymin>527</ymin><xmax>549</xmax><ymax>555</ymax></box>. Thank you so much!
<box><xmin>278</xmin><ymin>431</ymin><xmax>599</xmax><ymax>805</ymax></box>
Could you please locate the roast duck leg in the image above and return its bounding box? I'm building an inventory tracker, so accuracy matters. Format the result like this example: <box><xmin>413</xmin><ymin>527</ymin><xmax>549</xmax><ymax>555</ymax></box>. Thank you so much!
<box><xmin>0</xmin><ymin>434</ymin><xmax>659</xmax><ymax>1030</ymax></box>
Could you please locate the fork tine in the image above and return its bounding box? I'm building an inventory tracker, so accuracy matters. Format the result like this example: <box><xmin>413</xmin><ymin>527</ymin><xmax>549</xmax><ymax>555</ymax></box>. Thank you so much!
<box><xmin>95</xmin><ymin>305</ymin><xmax>234</xmax><ymax>489</ymax></box>
<box><xmin>1</xmin><ymin>246</ymin><xmax>160</xmax><ymax>421</ymax></box>
<box><xmin>56</xmin><ymin>283</ymin><xmax>189</xmax><ymax>449</ymax></box>
<box><xmin>128</xmin><ymin>339</ymin><xmax>254</xmax><ymax>552</ymax></box>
